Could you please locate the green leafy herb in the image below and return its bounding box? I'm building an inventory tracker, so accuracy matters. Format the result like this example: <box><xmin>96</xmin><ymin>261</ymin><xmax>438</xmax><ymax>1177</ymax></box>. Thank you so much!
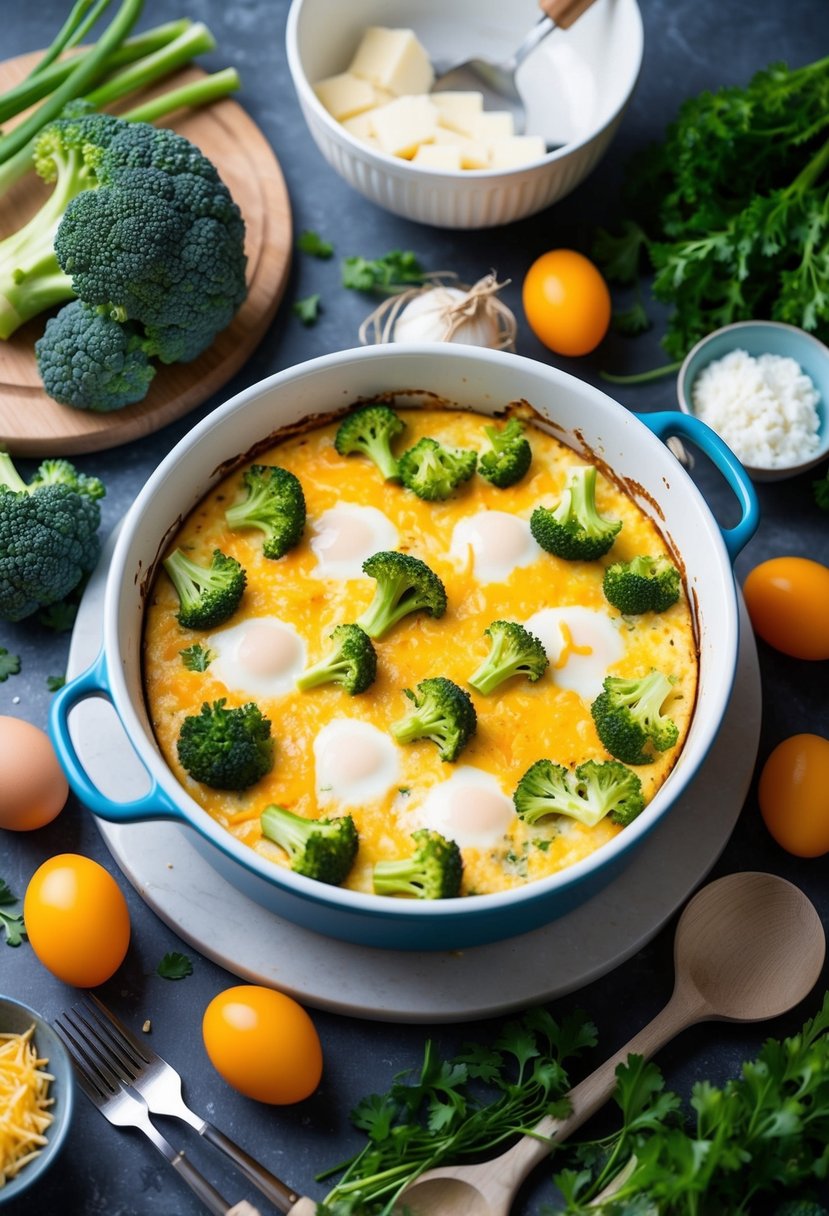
<box><xmin>293</xmin><ymin>293</ymin><xmax>321</xmax><ymax>325</ymax></box>
<box><xmin>156</xmin><ymin>951</ymin><xmax>193</xmax><ymax>980</ymax></box>
<box><xmin>593</xmin><ymin>221</ymin><xmax>649</xmax><ymax>286</ymax></box>
<box><xmin>0</xmin><ymin>879</ymin><xmax>26</xmax><ymax>948</ymax></box>
<box><xmin>611</xmin><ymin>300</ymin><xmax>652</xmax><ymax>337</ymax></box>
<box><xmin>318</xmin><ymin>1007</ymin><xmax>597</xmax><ymax>1214</ymax></box>
<box><xmin>297</xmin><ymin>230</ymin><xmax>334</xmax><ymax>259</ymax></box>
<box><xmin>0</xmin><ymin>648</ymin><xmax>21</xmax><ymax>681</ymax></box>
<box><xmin>180</xmin><ymin>643</ymin><xmax>214</xmax><ymax>672</ymax></box>
<box><xmin>814</xmin><ymin>466</ymin><xmax>829</xmax><ymax>510</ymax></box>
<box><xmin>341</xmin><ymin>250</ymin><xmax>425</xmax><ymax>295</ymax></box>
<box><xmin>37</xmin><ymin>598</ymin><xmax>79</xmax><ymax>633</ymax></box>
<box><xmin>46</xmin><ymin>673</ymin><xmax>66</xmax><ymax>691</ymax></box>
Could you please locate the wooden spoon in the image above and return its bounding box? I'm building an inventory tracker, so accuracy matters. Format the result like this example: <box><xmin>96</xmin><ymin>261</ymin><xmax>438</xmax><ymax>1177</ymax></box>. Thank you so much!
<box><xmin>383</xmin><ymin>871</ymin><xmax>825</xmax><ymax>1216</ymax></box>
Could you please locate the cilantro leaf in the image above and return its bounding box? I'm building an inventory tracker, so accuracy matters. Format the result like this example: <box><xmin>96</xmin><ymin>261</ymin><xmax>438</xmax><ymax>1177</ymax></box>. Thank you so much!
<box><xmin>612</xmin><ymin>300</ymin><xmax>652</xmax><ymax>336</ymax></box>
<box><xmin>293</xmin><ymin>293</ymin><xmax>321</xmax><ymax>325</ymax></box>
<box><xmin>180</xmin><ymin>644</ymin><xmax>214</xmax><ymax>672</ymax></box>
<box><xmin>593</xmin><ymin>221</ymin><xmax>650</xmax><ymax>284</ymax></box>
<box><xmin>341</xmin><ymin>250</ymin><xmax>425</xmax><ymax>294</ymax></box>
<box><xmin>0</xmin><ymin>880</ymin><xmax>26</xmax><ymax>948</ymax></box>
<box><xmin>813</xmin><ymin>466</ymin><xmax>829</xmax><ymax>511</ymax></box>
<box><xmin>46</xmin><ymin>674</ymin><xmax>65</xmax><ymax>691</ymax></box>
<box><xmin>37</xmin><ymin>599</ymin><xmax>78</xmax><ymax>632</ymax></box>
<box><xmin>156</xmin><ymin>951</ymin><xmax>193</xmax><ymax>980</ymax></box>
<box><xmin>0</xmin><ymin>648</ymin><xmax>21</xmax><ymax>681</ymax></box>
<box><xmin>297</xmin><ymin>230</ymin><xmax>334</xmax><ymax>259</ymax></box>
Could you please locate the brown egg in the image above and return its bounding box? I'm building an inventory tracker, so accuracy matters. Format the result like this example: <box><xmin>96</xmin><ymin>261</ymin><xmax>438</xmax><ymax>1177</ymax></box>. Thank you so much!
<box><xmin>0</xmin><ymin>716</ymin><xmax>69</xmax><ymax>831</ymax></box>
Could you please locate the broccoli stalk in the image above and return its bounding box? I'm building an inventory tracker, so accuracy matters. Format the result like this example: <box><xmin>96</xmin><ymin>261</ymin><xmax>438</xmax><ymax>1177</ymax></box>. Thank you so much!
<box><xmin>390</xmin><ymin>677</ymin><xmax>477</xmax><ymax>763</ymax></box>
<box><xmin>162</xmin><ymin>547</ymin><xmax>246</xmax><ymax>631</ymax></box>
<box><xmin>603</xmin><ymin>554</ymin><xmax>681</xmax><ymax>615</ymax></box>
<box><xmin>296</xmin><ymin>623</ymin><xmax>377</xmax><ymax>695</ymax></box>
<box><xmin>357</xmin><ymin>550</ymin><xmax>447</xmax><ymax>639</ymax></box>
<box><xmin>530</xmin><ymin>465</ymin><xmax>622</xmax><ymax>561</ymax></box>
<box><xmin>0</xmin><ymin>452</ymin><xmax>104</xmax><ymax>622</ymax></box>
<box><xmin>225</xmin><ymin>465</ymin><xmax>306</xmax><ymax>560</ymax></box>
<box><xmin>468</xmin><ymin>620</ymin><xmax>548</xmax><ymax>695</ymax></box>
<box><xmin>176</xmin><ymin>699</ymin><xmax>274</xmax><ymax>790</ymax></box>
<box><xmin>591</xmin><ymin>671</ymin><xmax>680</xmax><ymax>765</ymax></box>
<box><xmin>513</xmin><ymin>758</ymin><xmax>645</xmax><ymax>827</ymax></box>
<box><xmin>334</xmin><ymin>405</ymin><xmax>405</xmax><ymax>481</ymax></box>
<box><xmin>478</xmin><ymin>418</ymin><xmax>533</xmax><ymax>488</ymax></box>
<box><xmin>398</xmin><ymin>436</ymin><xmax>477</xmax><ymax>501</ymax></box>
<box><xmin>373</xmin><ymin>829</ymin><xmax>463</xmax><ymax>900</ymax></box>
<box><xmin>260</xmin><ymin>804</ymin><xmax>358</xmax><ymax>886</ymax></box>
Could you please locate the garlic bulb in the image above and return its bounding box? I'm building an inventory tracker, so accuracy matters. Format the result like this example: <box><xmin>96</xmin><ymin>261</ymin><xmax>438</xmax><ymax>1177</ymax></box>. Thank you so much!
<box><xmin>359</xmin><ymin>273</ymin><xmax>517</xmax><ymax>351</ymax></box>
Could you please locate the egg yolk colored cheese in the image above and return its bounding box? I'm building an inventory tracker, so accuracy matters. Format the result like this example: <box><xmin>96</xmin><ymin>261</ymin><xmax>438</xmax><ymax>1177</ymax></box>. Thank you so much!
<box><xmin>142</xmin><ymin>409</ymin><xmax>697</xmax><ymax>896</ymax></box>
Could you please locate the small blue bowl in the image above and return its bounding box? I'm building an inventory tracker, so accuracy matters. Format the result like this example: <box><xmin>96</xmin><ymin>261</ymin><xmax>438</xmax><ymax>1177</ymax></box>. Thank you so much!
<box><xmin>0</xmin><ymin>996</ymin><xmax>74</xmax><ymax>1205</ymax></box>
<box><xmin>677</xmin><ymin>320</ymin><xmax>829</xmax><ymax>482</ymax></box>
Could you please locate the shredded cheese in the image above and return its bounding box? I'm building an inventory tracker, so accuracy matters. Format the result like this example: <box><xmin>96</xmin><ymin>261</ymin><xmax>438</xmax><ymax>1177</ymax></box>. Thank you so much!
<box><xmin>0</xmin><ymin>1025</ymin><xmax>54</xmax><ymax>1187</ymax></box>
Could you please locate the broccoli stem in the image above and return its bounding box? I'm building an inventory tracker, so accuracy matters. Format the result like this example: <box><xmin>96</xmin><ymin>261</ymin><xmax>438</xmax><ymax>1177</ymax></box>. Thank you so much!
<box><xmin>0</xmin><ymin>452</ymin><xmax>28</xmax><ymax>494</ymax></box>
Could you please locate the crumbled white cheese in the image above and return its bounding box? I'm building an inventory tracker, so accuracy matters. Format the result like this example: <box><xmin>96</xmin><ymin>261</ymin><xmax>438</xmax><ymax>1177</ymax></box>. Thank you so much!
<box><xmin>691</xmin><ymin>348</ymin><xmax>821</xmax><ymax>469</ymax></box>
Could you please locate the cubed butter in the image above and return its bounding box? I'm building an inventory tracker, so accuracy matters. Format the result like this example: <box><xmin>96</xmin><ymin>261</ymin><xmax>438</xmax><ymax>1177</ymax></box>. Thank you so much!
<box><xmin>412</xmin><ymin>144</ymin><xmax>462</xmax><ymax>170</ymax></box>
<box><xmin>342</xmin><ymin>111</ymin><xmax>380</xmax><ymax>145</ymax></box>
<box><xmin>370</xmin><ymin>94</ymin><xmax>438</xmax><ymax>158</ymax></box>
<box><xmin>348</xmin><ymin>27</ymin><xmax>434</xmax><ymax>96</ymax></box>
<box><xmin>314</xmin><ymin>72</ymin><xmax>376</xmax><ymax>121</ymax></box>
<box><xmin>432</xmin><ymin>91</ymin><xmax>484</xmax><ymax>136</ymax></box>
<box><xmin>470</xmin><ymin>111</ymin><xmax>515</xmax><ymax>141</ymax></box>
<box><xmin>487</xmin><ymin>135</ymin><xmax>547</xmax><ymax>168</ymax></box>
<box><xmin>434</xmin><ymin>128</ymin><xmax>490</xmax><ymax>169</ymax></box>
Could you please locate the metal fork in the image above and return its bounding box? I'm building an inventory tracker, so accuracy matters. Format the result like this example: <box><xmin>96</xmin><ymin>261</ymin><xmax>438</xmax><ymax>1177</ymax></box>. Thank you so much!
<box><xmin>54</xmin><ymin>1008</ymin><xmax>231</xmax><ymax>1216</ymax></box>
<box><xmin>76</xmin><ymin>995</ymin><xmax>304</xmax><ymax>1213</ymax></box>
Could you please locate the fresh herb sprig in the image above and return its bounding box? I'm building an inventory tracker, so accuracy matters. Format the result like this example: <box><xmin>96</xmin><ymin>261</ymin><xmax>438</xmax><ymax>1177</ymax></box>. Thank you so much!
<box><xmin>341</xmin><ymin>250</ymin><xmax>425</xmax><ymax>295</ymax></box>
<box><xmin>180</xmin><ymin>643</ymin><xmax>214</xmax><ymax>672</ymax></box>
<box><xmin>156</xmin><ymin>951</ymin><xmax>193</xmax><ymax>980</ymax></box>
<box><xmin>0</xmin><ymin>648</ymin><xmax>21</xmax><ymax>681</ymax></box>
<box><xmin>319</xmin><ymin>1008</ymin><xmax>597</xmax><ymax>1215</ymax></box>
<box><xmin>0</xmin><ymin>879</ymin><xmax>26</xmax><ymax>947</ymax></box>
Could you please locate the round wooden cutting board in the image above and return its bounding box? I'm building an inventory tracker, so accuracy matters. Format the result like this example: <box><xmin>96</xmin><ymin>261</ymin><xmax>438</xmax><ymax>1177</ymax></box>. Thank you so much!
<box><xmin>0</xmin><ymin>52</ymin><xmax>292</xmax><ymax>456</ymax></box>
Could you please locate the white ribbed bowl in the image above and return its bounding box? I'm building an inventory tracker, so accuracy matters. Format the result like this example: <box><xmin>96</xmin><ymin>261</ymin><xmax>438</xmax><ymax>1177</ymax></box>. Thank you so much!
<box><xmin>285</xmin><ymin>0</ymin><xmax>643</xmax><ymax>229</ymax></box>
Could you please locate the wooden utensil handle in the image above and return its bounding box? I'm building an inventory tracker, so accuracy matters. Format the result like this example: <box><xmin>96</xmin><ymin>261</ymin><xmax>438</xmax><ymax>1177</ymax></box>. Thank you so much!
<box><xmin>538</xmin><ymin>0</ymin><xmax>599</xmax><ymax>29</ymax></box>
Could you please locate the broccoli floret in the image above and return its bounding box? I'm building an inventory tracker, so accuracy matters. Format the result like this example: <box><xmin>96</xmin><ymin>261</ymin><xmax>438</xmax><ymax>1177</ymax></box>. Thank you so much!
<box><xmin>397</xmin><ymin>437</ymin><xmax>477</xmax><ymax>501</ymax></box>
<box><xmin>513</xmin><ymin>758</ymin><xmax>644</xmax><ymax>827</ymax></box>
<box><xmin>373</xmin><ymin>828</ymin><xmax>463</xmax><ymax>900</ymax></box>
<box><xmin>162</xmin><ymin>547</ymin><xmax>246</xmax><ymax>630</ymax></box>
<box><xmin>0</xmin><ymin>451</ymin><xmax>104</xmax><ymax>622</ymax></box>
<box><xmin>260</xmin><ymin>804</ymin><xmax>358</xmax><ymax>886</ymax></box>
<box><xmin>478</xmin><ymin>418</ymin><xmax>532</xmax><ymax>488</ymax></box>
<box><xmin>530</xmin><ymin>465</ymin><xmax>622</xmax><ymax>561</ymax></box>
<box><xmin>176</xmin><ymin>698</ymin><xmax>274</xmax><ymax>790</ymax></box>
<box><xmin>603</xmin><ymin>554</ymin><xmax>681</xmax><ymax>615</ymax></box>
<box><xmin>357</xmin><ymin>550</ymin><xmax>447</xmax><ymax>639</ymax></box>
<box><xmin>35</xmin><ymin>299</ymin><xmax>156</xmax><ymax>412</ymax></box>
<box><xmin>1</xmin><ymin>112</ymin><xmax>247</xmax><ymax>405</ymax></box>
<box><xmin>468</xmin><ymin>620</ymin><xmax>548</xmax><ymax>695</ymax></box>
<box><xmin>224</xmin><ymin>465</ymin><xmax>306</xmax><ymax>560</ymax></box>
<box><xmin>591</xmin><ymin>671</ymin><xmax>679</xmax><ymax>765</ymax></box>
<box><xmin>296</xmin><ymin>623</ymin><xmax>377</xmax><ymax>695</ymax></box>
<box><xmin>390</xmin><ymin>677</ymin><xmax>477</xmax><ymax>763</ymax></box>
<box><xmin>334</xmin><ymin>405</ymin><xmax>405</xmax><ymax>481</ymax></box>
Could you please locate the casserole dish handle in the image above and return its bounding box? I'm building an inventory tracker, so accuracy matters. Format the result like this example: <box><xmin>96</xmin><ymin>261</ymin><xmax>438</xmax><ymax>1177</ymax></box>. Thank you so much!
<box><xmin>637</xmin><ymin>411</ymin><xmax>759</xmax><ymax>561</ymax></box>
<box><xmin>49</xmin><ymin>649</ymin><xmax>184</xmax><ymax>823</ymax></box>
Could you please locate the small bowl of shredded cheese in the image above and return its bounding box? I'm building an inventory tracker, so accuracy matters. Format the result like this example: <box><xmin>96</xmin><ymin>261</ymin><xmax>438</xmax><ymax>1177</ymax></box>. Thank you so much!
<box><xmin>0</xmin><ymin>996</ymin><xmax>73</xmax><ymax>1205</ymax></box>
<box><xmin>677</xmin><ymin>320</ymin><xmax>829</xmax><ymax>482</ymax></box>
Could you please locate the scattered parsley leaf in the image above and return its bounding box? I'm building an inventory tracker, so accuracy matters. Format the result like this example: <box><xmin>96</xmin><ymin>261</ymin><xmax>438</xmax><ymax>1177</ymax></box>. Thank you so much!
<box><xmin>293</xmin><ymin>293</ymin><xmax>321</xmax><ymax>325</ymax></box>
<box><xmin>0</xmin><ymin>648</ymin><xmax>20</xmax><ymax>681</ymax></box>
<box><xmin>612</xmin><ymin>300</ymin><xmax>652</xmax><ymax>336</ymax></box>
<box><xmin>297</xmin><ymin>230</ymin><xmax>334</xmax><ymax>259</ymax></box>
<box><xmin>814</xmin><ymin>466</ymin><xmax>829</xmax><ymax>511</ymax></box>
<box><xmin>0</xmin><ymin>879</ymin><xmax>26</xmax><ymax>948</ymax></box>
<box><xmin>180</xmin><ymin>643</ymin><xmax>214</xmax><ymax>672</ymax></box>
<box><xmin>156</xmin><ymin>951</ymin><xmax>193</xmax><ymax>980</ymax></box>
<box><xmin>37</xmin><ymin>599</ymin><xmax>78</xmax><ymax>632</ymax></box>
<box><xmin>593</xmin><ymin>221</ymin><xmax>649</xmax><ymax>285</ymax></box>
<box><xmin>46</xmin><ymin>674</ymin><xmax>65</xmax><ymax>691</ymax></box>
<box><xmin>341</xmin><ymin>250</ymin><xmax>425</xmax><ymax>294</ymax></box>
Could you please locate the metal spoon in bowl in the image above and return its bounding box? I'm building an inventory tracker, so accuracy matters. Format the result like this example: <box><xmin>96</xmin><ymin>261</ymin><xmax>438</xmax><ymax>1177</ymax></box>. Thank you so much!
<box><xmin>431</xmin><ymin>0</ymin><xmax>601</xmax><ymax>136</ymax></box>
<box><xmin>387</xmin><ymin>871</ymin><xmax>826</xmax><ymax>1216</ymax></box>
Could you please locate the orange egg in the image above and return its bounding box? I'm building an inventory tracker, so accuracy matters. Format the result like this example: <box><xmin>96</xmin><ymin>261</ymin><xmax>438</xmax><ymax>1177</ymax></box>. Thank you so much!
<box><xmin>202</xmin><ymin>985</ymin><xmax>322</xmax><ymax>1104</ymax></box>
<box><xmin>0</xmin><ymin>716</ymin><xmax>68</xmax><ymax>831</ymax></box>
<box><xmin>522</xmin><ymin>249</ymin><xmax>611</xmax><ymax>356</ymax></box>
<box><xmin>24</xmin><ymin>854</ymin><xmax>130</xmax><ymax>987</ymax></box>
<box><xmin>743</xmin><ymin>556</ymin><xmax>829</xmax><ymax>660</ymax></box>
<box><xmin>758</xmin><ymin>734</ymin><xmax>829</xmax><ymax>857</ymax></box>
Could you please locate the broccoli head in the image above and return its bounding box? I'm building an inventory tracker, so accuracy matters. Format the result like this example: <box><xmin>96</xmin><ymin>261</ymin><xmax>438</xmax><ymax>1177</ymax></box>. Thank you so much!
<box><xmin>397</xmin><ymin>436</ymin><xmax>477</xmax><ymax>501</ymax></box>
<box><xmin>357</xmin><ymin>550</ymin><xmax>447</xmax><ymax>639</ymax></box>
<box><xmin>162</xmin><ymin>547</ymin><xmax>246</xmax><ymax>630</ymax></box>
<box><xmin>602</xmin><ymin>554</ymin><xmax>681</xmax><ymax>615</ymax></box>
<box><xmin>177</xmin><ymin>698</ymin><xmax>274</xmax><ymax>790</ymax></box>
<box><xmin>591</xmin><ymin>671</ymin><xmax>679</xmax><ymax>765</ymax></box>
<box><xmin>478</xmin><ymin>418</ymin><xmax>532</xmax><ymax>488</ymax></box>
<box><xmin>390</xmin><ymin>677</ymin><xmax>477</xmax><ymax>763</ymax></box>
<box><xmin>260</xmin><ymin>804</ymin><xmax>358</xmax><ymax>886</ymax></box>
<box><xmin>296</xmin><ymin>623</ymin><xmax>377</xmax><ymax>695</ymax></box>
<box><xmin>530</xmin><ymin>465</ymin><xmax>622</xmax><ymax>561</ymax></box>
<box><xmin>334</xmin><ymin>405</ymin><xmax>405</xmax><ymax>481</ymax></box>
<box><xmin>468</xmin><ymin>620</ymin><xmax>548</xmax><ymax>695</ymax></box>
<box><xmin>35</xmin><ymin>300</ymin><xmax>156</xmax><ymax>412</ymax></box>
<box><xmin>373</xmin><ymin>828</ymin><xmax>463</xmax><ymax>900</ymax></box>
<box><xmin>224</xmin><ymin>464</ymin><xmax>306</xmax><ymax>560</ymax></box>
<box><xmin>513</xmin><ymin>758</ymin><xmax>644</xmax><ymax>827</ymax></box>
<box><xmin>0</xmin><ymin>452</ymin><xmax>104</xmax><ymax>622</ymax></box>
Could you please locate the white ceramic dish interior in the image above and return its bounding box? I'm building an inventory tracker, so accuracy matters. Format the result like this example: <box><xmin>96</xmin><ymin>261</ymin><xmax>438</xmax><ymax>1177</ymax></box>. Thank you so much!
<box><xmin>285</xmin><ymin>0</ymin><xmax>643</xmax><ymax>228</ymax></box>
<box><xmin>51</xmin><ymin>345</ymin><xmax>758</xmax><ymax>952</ymax></box>
<box><xmin>677</xmin><ymin>320</ymin><xmax>829</xmax><ymax>483</ymax></box>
